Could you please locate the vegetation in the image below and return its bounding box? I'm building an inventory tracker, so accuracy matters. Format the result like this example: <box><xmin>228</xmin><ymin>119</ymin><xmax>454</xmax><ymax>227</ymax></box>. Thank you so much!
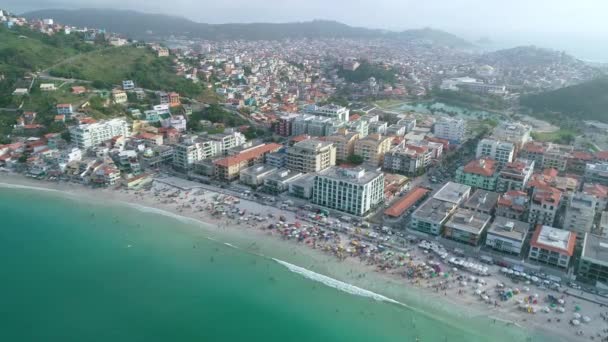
<box><xmin>431</xmin><ymin>88</ymin><xmax>509</xmax><ymax>111</ymax></box>
<box><xmin>520</xmin><ymin>77</ymin><xmax>608</xmax><ymax>123</ymax></box>
<box><xmin>187</xmin><ymin>104</ymin><xmax>248</xmax><ymax>131</ymax></box>
<box><xmin>338</xmin><ymin>61</ymin><xmax>397</xmax><ymax>84</ymax></box>
<box><xmin>347</xmin><ymin>154</ymin><xmax>364</xmax><ymax>165</ymax></box>
<box><xmin>531</xmin><ymin>129</ymin><xmax>577</xmax><ymax>145</ymax></box>
<box><xmin>50</xmin><ymin>46</ymin><xmax>218</xmax><ymax>101</ymax></box>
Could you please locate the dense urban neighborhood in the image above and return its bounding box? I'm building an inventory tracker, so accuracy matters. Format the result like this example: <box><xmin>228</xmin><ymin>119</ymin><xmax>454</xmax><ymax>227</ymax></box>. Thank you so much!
<box><xmin>3</xmin><ymin>8</ymin><xmax>608</xmax><ymax>341</ymax></box>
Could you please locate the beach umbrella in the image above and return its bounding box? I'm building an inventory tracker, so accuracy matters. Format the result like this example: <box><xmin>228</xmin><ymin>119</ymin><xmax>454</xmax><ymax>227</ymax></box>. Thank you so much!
<box><xmin>558</xmin><ymin>299</ymin><xmax>565</xmax><ymax>305</ymax></box>
<box><xmin>501</xmin><ymin>267</ymin><xmax>508</xmax><ymax>273</ymax></box>
<box><xmin>571</xmin><ymin>319</ymin><xmax>580</xmax><ymax>326</ymax></box>
<box><xmin>573</xmin><ymin>313</ymin><xmax>582</xmax><ymax>319</ymax></box>
<box><xmin>531</xmin><ymin>276</ymin><xmax>539</xmax><ymax>282</ymax></box>
<box><xmin>543</xmin><ymin>307</ymin><xmax>551</xmax><ymax>313</ymax></box>
<box><xmin>557</xmin><ymin>307</ymin><xmax>566</xmax><ymax>313</ymax></box>
<box><xmin>575</xmin><ymin>305</ymin><xmax>581</xmax><ymax>312</ymax></box>
<box><xmin>523</xmin><ymin>287</ymin><xmax>530</xmax><ymax>292</ymax></box>
<box><xmin>583</xmin><ymin>316</ymin><xmax>591</xmax><ymax>323</ymax></box>
<box><xmin>475</xmin><ymin>289</ymin><xmax>482</xmax><ymax>295</ymax></box>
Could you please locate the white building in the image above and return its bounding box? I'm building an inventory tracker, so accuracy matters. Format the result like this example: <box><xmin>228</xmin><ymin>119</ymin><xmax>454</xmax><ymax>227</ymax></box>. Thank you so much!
<box><xmin>528</xmin><ymin>225</ymin><xmax>576</xmax><ymax>269</ymax></box>
<box><xmin>476</xmin><ymin>138</ymin><xmax>515</xmax><ymax>166</ymax></box>
<box><xmin>485</xmin><ymin>217</ymin><xmax>530</xmax><ymax>255</ymax></box>
<box><xmin>491</xmin><ymin>121</ymin><xmax>532</xmax><ymax>149</ymax></box>
<box><xmin>312</xmin><ymin>167</ymin><xmax>384</xmax><ymax>216</ymax></box>
<box><xmin>173</xmin><ymin>139</ymin><xmax>220</xmax><ymax>171</ymax></box>
<box><xmin>70</xmin><ymin>118</ymin><xmax>130</xmax><ymax>149</ymax></box>
<box><xmin>433</xmin><ymin>117</ymin><xmax>465</xmax><ymax>144</ymax></box>
<box><xmin>304</xmin><ymin>104</ymin><xmax>350</xmax><ymax>122</ymax></box>
<box><xmin>563</xmin><ymin>192</ymin><xmax>599</xmax><ymax>237</ymax></box>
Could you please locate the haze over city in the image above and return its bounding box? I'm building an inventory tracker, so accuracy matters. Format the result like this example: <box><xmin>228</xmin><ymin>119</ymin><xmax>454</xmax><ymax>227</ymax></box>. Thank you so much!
<box><xmin>5</xmin><ymin>0</ymin><xmax>608</xmax><ymax>60</ymax></box>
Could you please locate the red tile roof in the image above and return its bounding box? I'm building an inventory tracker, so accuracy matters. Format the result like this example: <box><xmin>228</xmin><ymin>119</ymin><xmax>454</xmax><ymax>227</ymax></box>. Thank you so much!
<box><xmin>543</xmin><ymin>168</ymin><xmax>559</xmax><ymax>178</ymax></box>
<box><xmin>583</xmin><ymin>183</ymin><xmax>608</xmax><ymax>198</ymax></box>
<box><xmin>596</xmin><ymin>151</ymin><xmax>608</xmax><ymax>161</ymax></box>
<box><xmin>384</xmin><ymin>187</ymin><xmax>429</xmax><ymax>218</ymax></box>
<box><xmin>213</xmin><ymin>143</ymin><xmax>282</xmax><ymax>168</ymax></box>
<box><xmin>349</xmin><ymin>114</ymin><xmax>361</xmax><ymax>122</ymax></box>
<box><xmin>530</xmin><ymin>225</ymin><xmax>576</xmax><ymax>256</ymax></box>
<box><xmin>532</xmin><ymin>187</ymin><xmax>562</xmax><ymax>205</ymax></box>
<box><xmin>523</xmin><ymin>142</ymin><xmax>545</xmax><ymax>154</ymax></box>
<box><xmin>463</xmin><ymin>158</ymin><xmax>497</xmax><ymax>177</ymax></box>
<box><xmin>571</xmin><ymin>151</ymin><xmax>594</xmax><ymax>160</ymax></box>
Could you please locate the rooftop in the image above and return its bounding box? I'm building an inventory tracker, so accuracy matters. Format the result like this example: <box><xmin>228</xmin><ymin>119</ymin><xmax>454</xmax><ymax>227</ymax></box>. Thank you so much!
<box><xmin>463</xmin><ymin>158</ymin><xmax>497</xmax><ymax>177</ymax></box>
<box><xmin>445</xmin><ymin>208</ymin><xmax>491</xmax><ymax>235</ymax></box>
<box><xmin>500</xmin><ymin>159</ymin><xmax>534</xmax><ymax>176</ymax></box>
<box><xmin>412</xmin><ymin>198</ymin><xmax>456</xmax><ymax>224</ymax></box>
<box><xmin>292</xmin><ymin>139</ymin><xmax>334</xmax><ymax>151</ymax></box>
<box><xmin>316</xmin><ymin>166</ymin><xmax>383</xmax><ymax>184</ymax></box>
<box><xmin>433</xmin><ymin>181</ymin><xmax>471</xmax><ymax>205</ymax></box>
<box><xmin>581</xmin><ymin>233</ymin><xmax>608</xmax><ymax>266</ymax></box>
<box><xmin>531</xmin><ymin>225</ymin><xmax>576</xmax><ymax>256</ymax></box>
<box><xmin>213</xmin><ymin>143</ymin><xmax>282</xmax><ymax>168</ymax></box>
<box><xmin>463</xmin><ymin>190</ymin><xmax>500</xmax><ymax>212</ymax></box>
<box><xmin>488</xmin><ymin>217</ymin><xmax>530</xmax><ymax>242</ymax></box>
<box><xmin>384</xmin><ymin>187</ymin><xmax>430</xmax><ymax>218</ymax></box>
<box><xmin>497</xmin><ymin>190</ymin><xmax>529</xmax><ymax>211</ymax></box>
<box><xmin>266</xmin><ymin>169</ymin><xmax>303</xmax><ymax>182</ymax></box>
<box><xmin>240</xmin><ymin>164</ymin><xmax>277</xmax><ymax>176</ymax></box>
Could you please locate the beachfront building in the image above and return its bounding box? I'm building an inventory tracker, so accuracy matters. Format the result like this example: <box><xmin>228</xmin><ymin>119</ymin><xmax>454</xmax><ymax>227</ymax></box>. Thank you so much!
<box><xmin>240</xmin><ymin>164</ymin><xmax>277</xmax><ymax>187</ymax></box>
<box><xmin>496</xmin><ymin>190</ymin><xmax>529</xmax><ymax>221</ymax></box>
<box><xmin>288</xmin><ymin>174</ymin><xmax>315</xmax><ymax>199</ymax></box>
<box><xmin>577</xmin><ymin>233</ymin><xmax>608</xmax><ymax>286</ymax></box>
<box><xmin>433</xmin><ymin>117</ymin><xmax>465</xmax><ymax>144</ymax></box>
<box><xmin>563</xmin><ymin>192</ymin><xmax>599</xmax><ymax>237</ymax></box>
<box><xmin>528</xmin><ymin>225</ymin><xmax>576</xmax><ymax>269</ymax></box>
<box><xmin>462</xmin><ymin>190</ymin><xmax>500</xmax><ymax>215</ymax></box>
<box><xmin>286</xmin><ymin>139</ymin><xmax>336</xmax><ymax>174</ymax></box>
<box><xmin>454</xmin><ymin>158</ymin><xmax>499</xmax><ymax>191</ymax></box>
<box><xmin>383</xmin><ymin>187</ymin><xmax>430</xmax><ymax>219</ymax></box>
<box><xmin>312</xmin><ymin>167</ymin><xmax>385</xmax><ymax>216</ymax></box>
<box><xmin>443</xmin><ymin>208</ymin><xmax>491</xmax><ymax>246</ymax></box>
<box><xmin>585</xmin><ymin>163</ymin><xmax>608</xmax><ymax>187</ymax></box>
<box><xmin>410</xmin><ymin>198</ymin><xmax>458</xmax><ymax>235</ymax></box>
<box><xmin>325</xmin><ymin>128</ymin><xmax>359</xmax><ymax>162</ymax></box>
<box><xmin>496</xmin><ymin>159</ymin><xmax>535</xmax><ymax>192</ymax></box>
<box><xmin>485</xmin><ymin>217</ymin><xmax>530</xmax><ymax>256</ymax></box>
<box><xmin>266</xmin><ymin>152</ymin><xmax>287</xmax><ymax>169</ymax></box>
<box><xmin>528</xmin><ymin>187</ymin><xmax>562</xmax><ymax>228</ymax></box>
<box><xmin>263</xmin><ymin>169</ymin><xmax>303</xmax><ymax>194</ymax></box>
<box><xmin>433</xmin><ymin>182</ymin><xmax>472</xmax><ymax>206</ymax></box>
<box><xmin>354</xmin><ymin>134</ymin><xmax>392</xmax><ymax>167</ymax></box>
<box><xmin>173</xmin><ymin>139</ymin><xmax>220</xmax><ymax>171</ymax></box>
<box><xmin>475</xmin><ymin>138</ymin><xmax>515</xmax><ymax>166</ymax></box>
<box><xmin>213</xmin><ymin>143</ymin><xmax>282</xmax><ymax>182</ymax></box>
<box><xmin>70</xmin><ymin>118</ymin><xmax>130</xmax><ymax>149</ymax></box>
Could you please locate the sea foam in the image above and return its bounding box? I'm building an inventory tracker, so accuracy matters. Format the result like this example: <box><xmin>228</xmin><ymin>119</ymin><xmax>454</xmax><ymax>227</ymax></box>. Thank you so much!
<box><xmin>273</xmin><ymin>258</ymin><xmax>403</xmax><ymax>305</ymax></box>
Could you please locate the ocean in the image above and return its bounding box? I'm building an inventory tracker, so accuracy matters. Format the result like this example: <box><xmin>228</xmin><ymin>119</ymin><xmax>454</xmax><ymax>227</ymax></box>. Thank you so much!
<box><xmin>0</xmin><ymin>186</ymin><xmax>549</xmax><ymax>341</ymax></box>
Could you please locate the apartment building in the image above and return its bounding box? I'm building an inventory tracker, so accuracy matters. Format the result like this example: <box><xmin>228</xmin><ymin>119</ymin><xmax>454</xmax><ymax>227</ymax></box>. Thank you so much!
<box><xmin>496</xmin><ymin>159</ymin><xmax>535</xmax><ymax>192</ymax></box>
<box><xmin>528</xmin><ymin>225</ymin><xmax>576</xmax><ymax>269</ymax></box>
<box><xmin>491</xmin><ymin>121</ymin><xmax>532</xmax><ymax>149</ymax></box>
<box><xmin>520</xmin><ymin>142</ymin><xmax>573</xmax><ymax>172</ymax></box>
<box><xmin>173</xmin><ymin>139</ymin><xmax>219</xmax><ymax>171</ymax></box>
<box><xmin>69</xmin><ymin>118</ymin><xmax>130</xmax><ymax>149</ymax></box>
<box><xmin>213</xmin><ymin>143</ymin><xmax>282</xmax><ymax>182</ymax></box>
<box><xmin>585</xmin><ymin>163</ymin><xmax>608</xmax><ymax>187</ymax></box>
<box><xmin>354</xmin><ymin>134</ymin><xmax>392</xmax><ymax>167</ymax></box>
<box><xmin>383</xmin><ymin>145</ymin><xmax>430</xmax><ymax>176</ymax></box>
<box><xmin>433</xmin><ymin>117</ymin><xmax>465</xmax><ymax>144</ymax></box>
<box><xmin>325</xmin><ymin>129</ymin><xmax>360</xmax><ymax>162</ymax></box>
<box><xmin>496</xmin><ymin>190</ymin><xmax>530</xmax><ymax>221</ymax></box>
<box><xmin>528</xmin><ymin>187</ymin><xmax>562</xmax><ymax>228</ymax></box>
<box><xmin>443</xmin><ymin>208</ymin><xmax>491</xmax><ymax>246</ymax></box>
<box><xmin>485</xmin><ymin>217</ymin><xmax>530</xmax><ymax>255</ymax></box>
<box><xmin>455</xmin><ymin>158</ymin><xmax>499</xmax><ymax>191</ymax></box>
<box><xmin>475</xmin><ymin>138</ymin><xmax>515</xmax><ymax>166</ymax></box>
<box><xmin>312</xmin><ymin>167</ymin><xmax>384</xmax><ymax>216</ymax></box>
<box><xmin>304</xmin><ymin>104</ymin><xmax>350</xmax><ymax>122</ymax></box>
<box><xmin>577</xmin><ymin>233</ymin><xmax>608</xmax><ymax>285</ymax></box>
<box><xmin>286</xmin><ymin>139</ymin><xmax>336</xmax><ymax>173</ymax></box>
<box><xmin>563</xmin><ymin>192</ymin><xmax>599</xmax><ymax>237</ymax></box>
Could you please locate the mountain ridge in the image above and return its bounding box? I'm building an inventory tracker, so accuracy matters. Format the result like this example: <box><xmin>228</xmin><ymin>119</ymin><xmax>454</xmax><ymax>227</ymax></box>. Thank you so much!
<box><xmin>22</xmin><ymin>8</ymin><xmax>473</xmax><ymax>47</ymax></box>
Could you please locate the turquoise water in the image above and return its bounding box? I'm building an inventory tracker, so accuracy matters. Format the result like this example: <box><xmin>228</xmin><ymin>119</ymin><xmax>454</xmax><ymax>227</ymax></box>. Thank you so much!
<box><xmin>0</xmin><ymin>187</ymin><xmax>547</xmax><ymax>341</ymax></box>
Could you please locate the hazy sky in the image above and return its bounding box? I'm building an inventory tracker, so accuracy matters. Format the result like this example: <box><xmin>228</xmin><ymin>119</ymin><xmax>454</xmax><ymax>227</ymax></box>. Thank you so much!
<box><xmin>5</xmin><ymin>0</ymin><xmax>608</xmax><ymax>60</ymax></box>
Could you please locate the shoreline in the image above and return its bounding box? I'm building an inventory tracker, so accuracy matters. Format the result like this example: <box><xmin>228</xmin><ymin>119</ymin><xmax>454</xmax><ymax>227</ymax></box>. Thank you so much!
<box><xmin>0</xmin><ymin>173</ymin><xmax>596</xmax><ymax>341</ymax></box>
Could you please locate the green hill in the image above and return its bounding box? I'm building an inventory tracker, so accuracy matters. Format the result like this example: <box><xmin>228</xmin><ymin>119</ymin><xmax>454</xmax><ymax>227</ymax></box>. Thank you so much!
<box><xmin>49</xmin><ymin>46</ymin><xmax>215</xmax><ymax>101</ymax></box>
<box><xmin>520</xmin><ymin>77</ymin><xmax>608</xmax><ymax>123</ymax></box>
<box><xmin>23</xmin><ymin>9</ymin><xmax>472</xmax><ymax>48</ymax></box>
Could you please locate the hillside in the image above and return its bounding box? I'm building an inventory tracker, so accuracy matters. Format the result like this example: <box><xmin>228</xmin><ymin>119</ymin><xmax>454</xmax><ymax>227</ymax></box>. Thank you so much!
<box><xmin>23</xmin><ymin>8</ymin><xmax>472</xmax><ymax>47</ymax></box>
<box><xmin>477</xmin><ymin>46</ymin><xmax>582</xmax><ymax>68</ymax></box>
<box><xmin>49</xmin><ymin>46</ymin><xmax>214</xmax><ymax>100</ymax></box>
<box><xmin>520</xmin><ymin>77</ymin><xmax>608</xmax><ymax>122</ymax></box>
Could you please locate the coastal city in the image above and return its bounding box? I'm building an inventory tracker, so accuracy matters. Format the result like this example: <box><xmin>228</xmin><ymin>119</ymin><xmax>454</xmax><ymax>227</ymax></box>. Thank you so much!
<box><xmin>3</xmin><ymin>7</ymin><xmax>608</xmax><ymax>341</ymax></box>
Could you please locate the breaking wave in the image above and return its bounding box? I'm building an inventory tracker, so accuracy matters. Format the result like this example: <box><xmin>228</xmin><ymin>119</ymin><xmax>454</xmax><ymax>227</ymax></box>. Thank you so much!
<box><xmin>273</xmin><ymin>258</ymin><xmax>403</xmax><ymax>305</ymax></box>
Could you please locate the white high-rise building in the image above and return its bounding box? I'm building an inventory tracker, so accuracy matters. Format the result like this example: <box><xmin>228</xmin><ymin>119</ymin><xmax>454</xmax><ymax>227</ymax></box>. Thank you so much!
<box><xmin>304</xmin><ymin>104</ymin><xmax>350</xmax><ymax>122</ymax></box>
<box><xmin>433</xmin><ymin>117</ymin><xmax>465</xmax><ymax>143</ymax></box>
<box><xmin>476</xmin><ymin>138</ymin><xmax>515</xmax><ymax>166</ymax></box>
<box><xmin>312</xmin><ymin>167</ymin><xmax>384</xmax><ymax>216</ymax></box>
<box><xmin>70</xmin><ymin>118</ymin><xmax>130</xmax><ymax>149</ymax></box>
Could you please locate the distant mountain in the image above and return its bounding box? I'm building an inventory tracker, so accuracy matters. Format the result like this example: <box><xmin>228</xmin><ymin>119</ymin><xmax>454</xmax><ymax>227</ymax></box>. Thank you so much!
<box><xmin>477</xmin><ymin>46</ymin><xmax>583</xmax><ymax>68</ymax></box>
<box><xmin>22</xmin><ymin>8</ymin><xmax>472</xmax><ymax>47</ymax></box>
<box><xmin>520</xmin><ymin>77</ymin><xmax>608</xmax><ymax>122</ymax></box>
